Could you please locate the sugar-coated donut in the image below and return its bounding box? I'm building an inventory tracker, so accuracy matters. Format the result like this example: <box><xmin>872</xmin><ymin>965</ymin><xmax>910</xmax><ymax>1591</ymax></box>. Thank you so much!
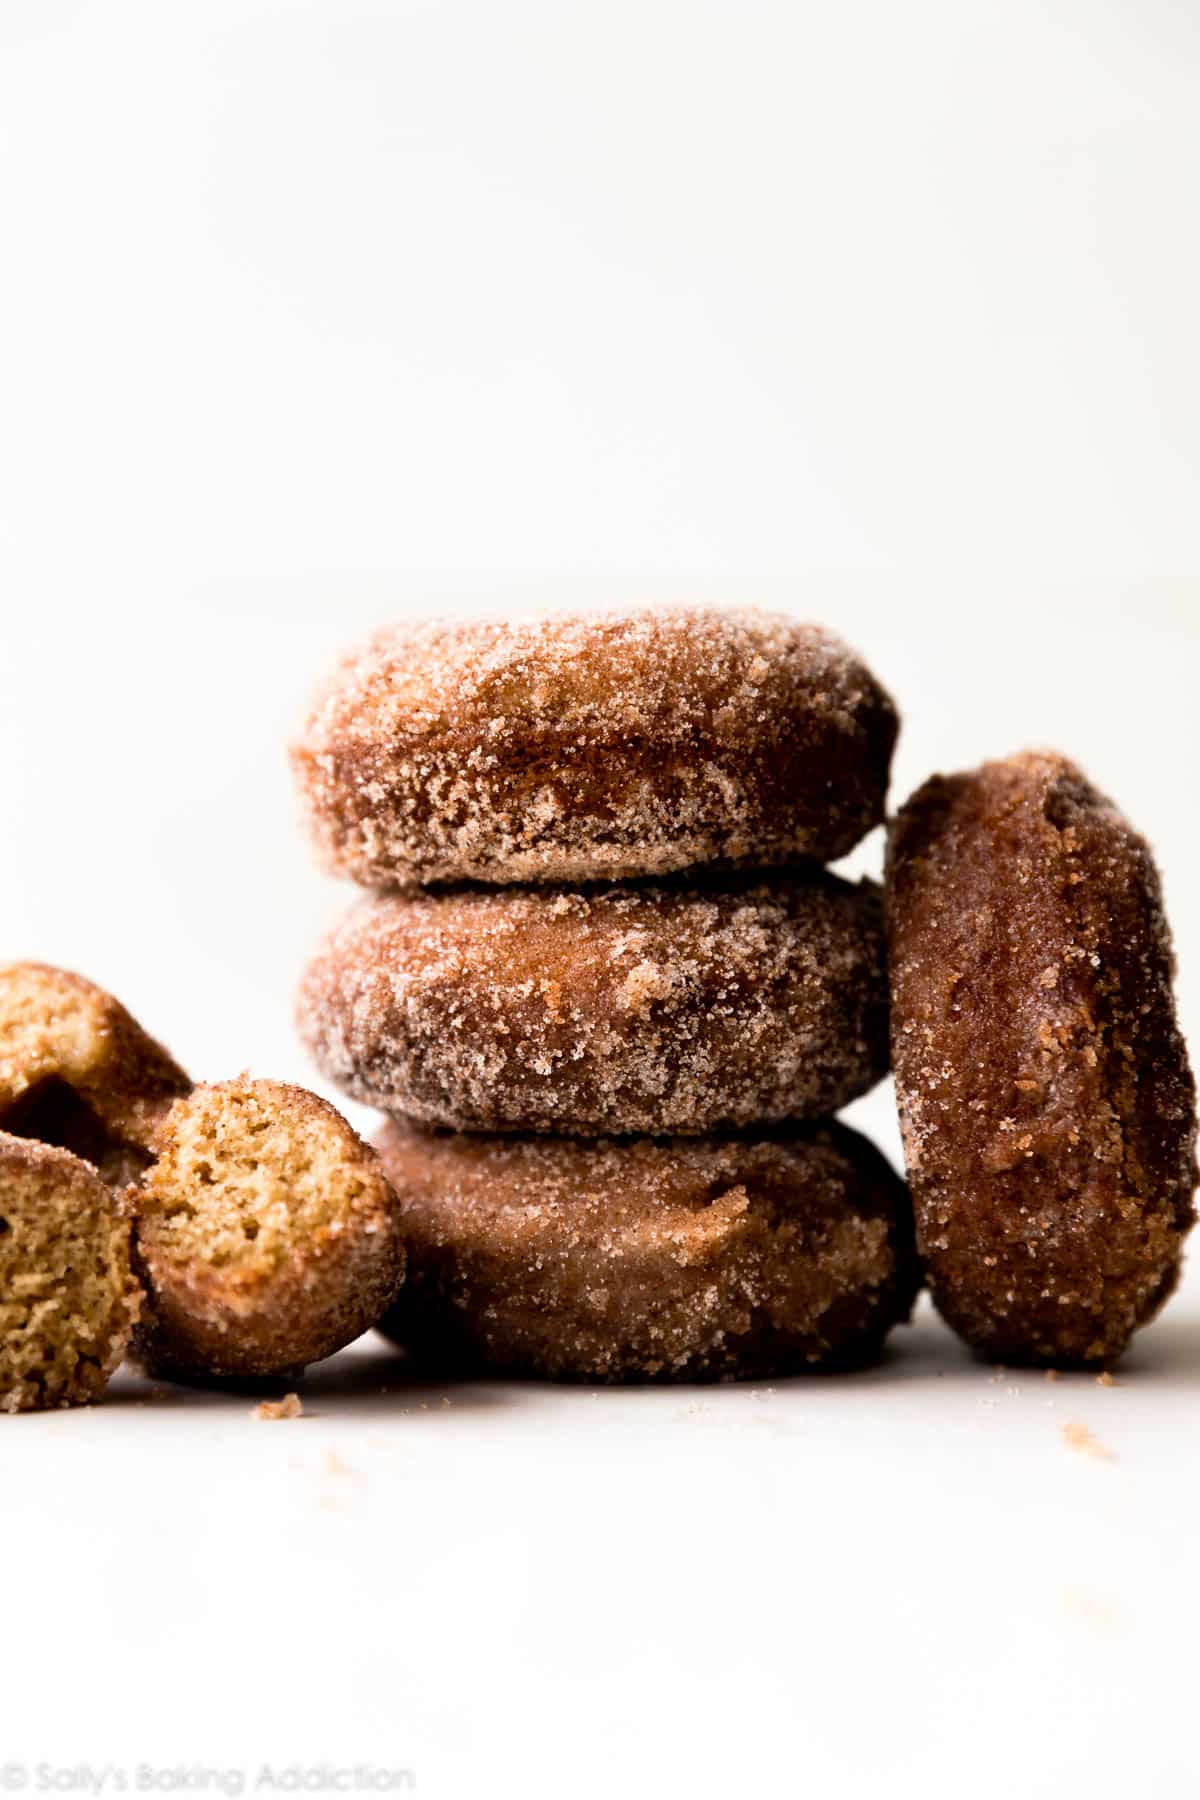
<box><xmin>290</xmin><ymin>607</ymin><xmax>898</xmax><ymax>888</ymax></box>
<box><xmin>132</xmin><ymin>1079</ymin><xmax>406</xmax><ymax>1381</ymax></box>
<box><xmin>0</xmin><ymin>1132</ymin><xmax>140</xmax><ymax>1412</ymax></box>
<box><xmin>0</xmin><ymin>963</ymin><xmax>190</xmax><ymax>1184</ymax></box>
<box><xmin>886</xmin><ymin>751</ymin><xmax>1197</xmax><ymax>1365</ymax></box>
<box><xmin>375</xmin><ymin>1118</ymin><xmax>918</xmax><ymax>1381</ymax></box>
<box><xmin>299</xmin><ymin>871</ymin><xmax>889</xmax><ymax>1136</ymax></box>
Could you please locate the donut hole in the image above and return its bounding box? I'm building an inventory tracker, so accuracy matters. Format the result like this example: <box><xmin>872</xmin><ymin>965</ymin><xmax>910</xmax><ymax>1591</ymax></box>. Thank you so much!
<box><xmin>131</xmin><ymin>1080</ymin><xmax>407</xmax><ymax>1383</ymax></box>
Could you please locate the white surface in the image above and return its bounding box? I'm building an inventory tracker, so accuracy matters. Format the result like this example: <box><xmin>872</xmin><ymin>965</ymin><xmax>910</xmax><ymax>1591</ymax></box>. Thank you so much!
<box><xmin>0</xmin><ymin>4</ymin><xmax>1198</xmax><ymax>1796</ymax></box>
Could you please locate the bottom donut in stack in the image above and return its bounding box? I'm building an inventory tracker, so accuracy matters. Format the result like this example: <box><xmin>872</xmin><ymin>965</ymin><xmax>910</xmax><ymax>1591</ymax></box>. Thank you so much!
<box><xmin>372</xmin><ymin>1120</ymin><xmax>919</xmax><ymax>1382</ymax></box>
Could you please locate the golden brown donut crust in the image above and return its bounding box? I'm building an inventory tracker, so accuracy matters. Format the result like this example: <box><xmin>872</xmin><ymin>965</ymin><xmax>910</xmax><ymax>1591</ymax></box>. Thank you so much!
<box><xmin>290</xmin><ymin>608</ymin><xmax>898</xmax><ymax>888</ymax></box>
<box><xmin>0</xmin><ymin>1131</ymin><xmax>140</xmax><ymax>1412</ymax></box>
<box><xmin>132</xmin><ymin>1079</ymin><xmax>406</xmax><ymax>1381</ymax></box>
<box><xmin>299</xmin><ymin>872</ymin><xmax>889</xmax><ymax>1136</ymax></box>
<box><xmin>375</xmin><ymin>1119</ymin><xmax>918</xmax><ymax>1381</ymax></box>
<box><xmin>0</xmin><ymin>963</ymin><xmax>190</xmax><ymax>1183</ymax></box>
<box><xmin>886</xmin><ymin>751</ymin><xmax>1197</xmax><ymax>1365</ymax></box>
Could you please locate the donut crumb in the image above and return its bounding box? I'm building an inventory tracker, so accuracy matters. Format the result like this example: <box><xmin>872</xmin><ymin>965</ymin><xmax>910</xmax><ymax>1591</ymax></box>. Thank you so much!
<box><xmin>254</xmin><ymin>1392</ymin><xmax>303</xmax><ymax>1421</ymax></box>
<box><xmin>1062</xmin><ymin>1420</ymin><xmax>1115</xmax><ymax>1461</ymax></box>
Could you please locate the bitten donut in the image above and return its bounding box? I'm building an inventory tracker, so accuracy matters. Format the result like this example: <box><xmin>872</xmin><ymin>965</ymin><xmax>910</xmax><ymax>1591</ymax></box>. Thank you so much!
<box><xmin>886</xmin><ymin>751</ymin><xmax>1197</xmax><ymax>1365</ymax></box>
<box><xmin>375</xmin><ymin>1119</ymin><xmax>918</xmax><ymax>1381</ymax></box>
<box><xmin>299</xmin><ymin>872</ymin><xmax>889</xmax><ymax>1136</ymax></box>
<box><xmin>290</xmin><ymin>607</ymin><xmax>898</xmax><ymax>888</ymax></box>
<box><xmin>0</xmin><ymin>963</ymin><xmax>190</xmax><ymax>1184</ymax></box>
<box><xmin>0</xmin><ymin>1132</ymin><xmax>140</xmax><ymax>1413</ymax></box>
<box><xmin>132</xmin><ymin>1079</ymin><xmax>406</xmax><ymax>1381</ymax></box>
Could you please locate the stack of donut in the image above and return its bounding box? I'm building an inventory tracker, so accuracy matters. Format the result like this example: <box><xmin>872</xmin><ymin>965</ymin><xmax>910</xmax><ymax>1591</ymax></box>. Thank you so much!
<box><xmin>292</xmin><ymin>606</ymin><xmax>920</xmax><ymax>1380</ymax></box>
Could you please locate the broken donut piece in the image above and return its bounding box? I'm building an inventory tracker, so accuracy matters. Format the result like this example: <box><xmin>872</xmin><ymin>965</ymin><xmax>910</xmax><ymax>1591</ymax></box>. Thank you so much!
<box><xmin>0</xmin><ymin>1131</ymin><xmax>140</xmax><ymax>1413</ymax></box>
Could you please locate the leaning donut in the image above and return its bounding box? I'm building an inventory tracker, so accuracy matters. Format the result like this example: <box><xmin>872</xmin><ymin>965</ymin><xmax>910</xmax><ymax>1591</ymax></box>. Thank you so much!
<box><xmin>886</xmin><ymin>751</ymin><xmax>1196</xmax><ymax>1364</ymax></box>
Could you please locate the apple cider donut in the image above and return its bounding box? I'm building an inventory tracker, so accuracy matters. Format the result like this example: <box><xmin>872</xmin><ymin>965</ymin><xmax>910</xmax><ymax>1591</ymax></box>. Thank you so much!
<box><xmin>886</xmin><ymin>751</ymin><xmax>1197</xmax><ymax>1366</ymax></box>
<box><xmin>299</xmin><ymin>871</ymin><xmax>889</xmax><ymax>1136</ymax></box>
<box><xmin>375</xmin><ymin>1119</ymin><xmax>918</xmax><ymax>1381</ymax></box>
<box><xmin>132</xmin><ymin>1079</ymin><xmax>406</xmax><ymax>1382</ymax></box>
<box><xmin>0</xmin><ymin>963</ymin><xmax>190</xmax><ymax>1185</ymax></box>
<box><xmin>290</xmin><ymin>607</ymin><xmax>898</xmax><ymax>888</ymax></box>
<box><xmin>0</xmin><ymin>1132</ymin><xmax>140</xmax><ymax>1413</ymax></box>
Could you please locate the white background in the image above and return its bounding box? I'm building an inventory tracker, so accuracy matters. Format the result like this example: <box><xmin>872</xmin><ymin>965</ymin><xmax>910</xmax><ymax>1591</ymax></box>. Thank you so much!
<box><xmin>1</xmin><ymin>3</ymin><xmax>1198</xmax><ymax>1796</ymax></box>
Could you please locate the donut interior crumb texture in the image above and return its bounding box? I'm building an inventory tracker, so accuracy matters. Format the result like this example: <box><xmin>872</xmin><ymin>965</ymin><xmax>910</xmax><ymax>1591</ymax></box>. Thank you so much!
<box><xmin>375</xmin><ymin>1118</ymin><xmax>919</xmax><ymax>1382</ymax></box>
<box><xmin>0</xmin><ymin>1132</ymin><xmax>140</xmax><ymax>1413</ymax></box>
<box><xmin>132</xmin><ymin>1079</ymin><xmax>406</xmax><ymax>1382</ymax></box>
<box><xmin>887</xmin><ymin>750</ymin><xmax>1197</xmax><ymax>1366</ymax></box>
<box><xmin>0</xmin><ymin>963</ymin><xmax>190</xmax><ymax>1185</ymax></box>
<box><xmin>298</xmin><ymin>870</ymin><xmax>890</xmax><ymax>1136</ymax></box>
<box><xmin>290</xmin><ymin>607</ymin><xmax>899</xmax><ymax>888</ymax></box>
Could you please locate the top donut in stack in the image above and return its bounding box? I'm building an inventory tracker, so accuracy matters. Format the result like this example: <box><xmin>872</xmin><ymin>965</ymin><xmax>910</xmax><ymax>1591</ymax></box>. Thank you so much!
<box><xmin>292</xmin><ymin>607</ymin><xmax>897</xmax><ymax>890</ymax></box>
<box><xmin>291</xmin><ymin>607</ymin><xmax>915</xmax><ymax>1379</ymax></box>
<box><xmin>292</xmin><ymin>607</ymin><xmax>898</xmax><ymax>1138</ymax></box>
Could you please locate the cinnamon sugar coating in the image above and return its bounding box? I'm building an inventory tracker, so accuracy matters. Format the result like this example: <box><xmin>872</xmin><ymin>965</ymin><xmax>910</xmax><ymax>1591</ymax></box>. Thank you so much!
<box><xmin>886</xmin><ymin>752</ymin><xmax>1197</xmax><ymax>1365</ymax></box>
<box><xmin>290</xmin><ymin>608</ymin><xmax>898</xmax><ymax>888</ymax></box>
<box><xmin>132</xmin><ymin>1079</ymin><xmax>406</xmax><ymax>1381</ymax></box>
<box><xmin>375</xmin><ymin>1118</ymin><xmax>918</xmax><ymax>1381</ymax></box>
<box><xmin>299</xmin><ymin>871</ymin><xmax>889</xmax><ymax>1136</ymax></box>
<box><xmin>0</xmin><ymin>963</ymin><xmax>191</xmax><ymax>1185</ymax></box>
